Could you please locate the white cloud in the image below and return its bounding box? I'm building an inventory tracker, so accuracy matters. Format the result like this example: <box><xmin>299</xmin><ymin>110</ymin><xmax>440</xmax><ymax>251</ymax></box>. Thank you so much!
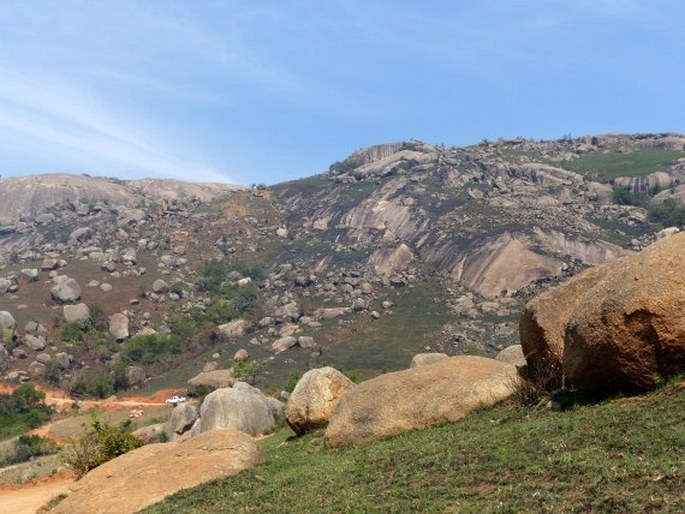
<box><xmin>0</xmin><ymin>67</ymin><xmax>234</xmax><ymax>182</ymax></box>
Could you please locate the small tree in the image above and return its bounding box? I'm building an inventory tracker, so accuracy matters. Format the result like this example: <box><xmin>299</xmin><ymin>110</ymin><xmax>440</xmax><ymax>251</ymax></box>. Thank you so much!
<box><xmin>61</xmin><ymin>414</ymin><xmax>144</xmax><ymax>478</ymax></box>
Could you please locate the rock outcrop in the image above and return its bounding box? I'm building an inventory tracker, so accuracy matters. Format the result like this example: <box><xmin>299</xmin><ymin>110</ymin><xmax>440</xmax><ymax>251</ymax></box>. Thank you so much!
<box><xmin>52</xmin><ymin>430</ymin><xmax>264</xmax><ymax>514</ymax></box>
<box><xmin>520</xmin><ymin>233</ymin><xmax>685</xmax><ymax>392</ymax></box>
<box><xmin>324</xmin><ymin>356</ymin><xmax>515</xmax><ymax>447</ymax></box>
<box><xmin>50</xmin><ymin>276</ymin><xmax>82</xmax><ymax>303</ymax></box>
<box><xmin>285</xmin><ymin>366</ymin><xmax>355</xmax><ymax>435</ymax></box>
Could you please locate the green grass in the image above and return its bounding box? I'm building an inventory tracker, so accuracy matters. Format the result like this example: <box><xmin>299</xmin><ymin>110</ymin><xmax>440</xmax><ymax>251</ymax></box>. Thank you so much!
<box><xmin>145</xmin><ymin>382</ymin><xmax>684</xmax><ymax>513</ymax></box>
<box><xmin>561</xmin><ymin>147</ymin><xmax>685</xmax><ymax>180</ymax></box>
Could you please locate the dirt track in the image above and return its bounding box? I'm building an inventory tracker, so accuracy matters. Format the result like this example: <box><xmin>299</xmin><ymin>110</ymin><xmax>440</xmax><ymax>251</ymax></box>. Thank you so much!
<box><xmin>0</xmin><ymin>385</ymin><xmax>185</xmax><ymax>512</ymax></box>
<box><xmin>0</xmin><ymin>472</ymin><xmax>74</xmax><ymax>514</ymax></box>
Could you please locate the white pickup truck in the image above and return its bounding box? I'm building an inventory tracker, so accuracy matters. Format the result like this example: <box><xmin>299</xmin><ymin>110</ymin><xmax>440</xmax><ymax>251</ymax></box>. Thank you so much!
<box><xmin>165</xmin><ymin>395</ymin><xmax>187</xmax><ymax>405</ymax></box>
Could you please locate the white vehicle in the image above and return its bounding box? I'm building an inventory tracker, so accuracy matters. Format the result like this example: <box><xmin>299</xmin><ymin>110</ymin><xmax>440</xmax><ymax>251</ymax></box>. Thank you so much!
<box><xmin>165</xmin><ymin>395</ymin><xmax>187</xmax><ymax>405</ymax></box>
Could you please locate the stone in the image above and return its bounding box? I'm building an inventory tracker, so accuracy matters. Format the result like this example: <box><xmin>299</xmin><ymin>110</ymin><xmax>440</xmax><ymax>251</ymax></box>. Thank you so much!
<box><xmin>276</xmin><ymin>302</ymin><xmax>302</xmax><ymax>322</ymax></box>
<box><xmin>41</xmin><ymin>258</ymin><xmax>60</xmax><ymax>271</ymax></box>
<box><xmin>126</xmin><ymin>365</ymin><xmax>147</xmax><ymax>388</ymax></box>
<box><xmin>0</xmin><ymin>311</ymin><xmax>16</xmax><ymax>334</ymax></box>
<box><xmin>324</xmin><ymin>356</ymin><xmax>515</xmax><ymax>447</ymax></box>
<box><xmin>0</xmin><ymin>278</ymin><xmax>11</xmax><ymax>294</ymax></box>
<box><xmin>217</xmin><ymin>319</ymin><xmax>251</xmax><ymax>339</ymax></box>
<box><xmin>165</xmin><ymin>403</ymin><xmax>199</xmax><ymax>440</ymax></box>
<box><xmin>63</xmin><ymin>303</ymin><xmax>91</xmax><ymax>323</ymax></box>
<box><xmin>54</xmin><ymin>352</ymin><xmax>70</xmax><ymax>369</ymax></box>
<box><xmin>233</xmin><ymin>349</ymin><xmax>249</xmax><ymax>362</ymax></box>
<box><xmin>0</xmin><ymin>345</ymin><xmax>8</xmax><ymax>364</ymax></box>
<box><xmin>187</xmin><ymin>369</ymin><xmax>235</xmax><ymax>396</ymax></box>
<box><xmin>20</xmin><ymin>268</ymin><xmax>39</xmax><ymax>281</ymax></box>
<box><xmin>108</xmin><ymin>313</ymin><xmax>130</xmax><ymax>341</ymax></box>
<box><xmin>25</xmin><ymin>334</ymin><xmax>46</xmax><ymax>351</ymax></box>
<box><xmin>272</xmin><ymin>336</ymin><xmax>298</xmax><ymax>354</ymax></box>
<box><xmin>195</xmin><ymin>383</ymin><xmax>280</xmax><ymax>437</ymax></box>
<box><xmin>28</xmin><ymin>360</ymin><xmax>46</xmax><ymax>377</ymax></box>
<box><xmin>495</xmin><ymin>345</ymin><xmax>526</xmax><ymax>366</ymax></box>
<box><xmin>52</xmin><ymin>430</ymin><xmax>264</xmax><ymax>514</ymax></box>
<box><xmin>409</xmin><ymin>352</ymin><xmax>449</xmax><ymax>368</ymax></box>
<box><xmin>36</xmin><ymin>352</ymin><xmax>52</xmax><ymax>364</ymax></box>
<box><xmin>68</xmin><ymin>227</ymin><xmax>95</xmax><ymax>246</ymax></box>
<box><xmin>51</xmin><ymin>276</ymin><xmax>82</xmax><ymax>303</ymax></box>
<box><xmin>520</xmin><ymin>233</ymin><xmax>685</xmax><ymax>393</ymax></box>
<box><xmin>151</xmin><ymin>279</ymin><xmax>169</xmax><ymax>294</ymax></box>
<box><xmin>351</xmin><ymin>297</ymin><xmax>367</xmax><ymax>311</ymax></box>
<box><xmin>285</xmin><ymin>367</ymin><xmax>355</xmax><ymax>436</ymax></box>
<box><xmin>297</xmin><ymin>336</ymin><xmax>316</xmax><ymax>350</ymax></box>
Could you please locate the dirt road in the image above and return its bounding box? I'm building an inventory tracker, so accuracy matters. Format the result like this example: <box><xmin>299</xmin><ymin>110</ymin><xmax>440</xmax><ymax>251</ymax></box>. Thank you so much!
<box><xmin>0</xmin><ymin>472</ymin><xmax>74</xmax><ymax>514</ymax></box>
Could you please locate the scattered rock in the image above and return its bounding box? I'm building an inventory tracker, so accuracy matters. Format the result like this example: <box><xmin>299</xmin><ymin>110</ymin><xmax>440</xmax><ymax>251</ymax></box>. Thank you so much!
<box><xmin>151</xmin><ymin>279</ymin><xmax>169</xmax><ymax>294</ymax></box>
<box><xmin>51</xmin><ymin>276</ymin><xmax>82</xmax><ymax>303</ymax></box>
<box><xmin>108</xmin><ymin>313</ymin><xmax>130</xmax><ymax>341</ymax></box>
<box><xmin>272</xmin><ymin>336</ymin><xmax>298</xmax><ymax>354</ymax></box>
<box><xmin>63</xmin><ymin>303</ymin><xmax>91</xmax><ymax>323</ymax></box>
<box><xmin>233</xmin><ymin>349</ymin><xmax>249</xmax><ymax>362</ymax></box>
<box><xmin>217</xmin><ymin>319</ymin><xmax>251</xmax><ymax>339</ymax></box>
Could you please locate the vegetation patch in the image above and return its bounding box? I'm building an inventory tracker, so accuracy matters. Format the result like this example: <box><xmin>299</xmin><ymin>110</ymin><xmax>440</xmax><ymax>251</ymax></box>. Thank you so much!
<box><xmin>0</xmin><ymin>383</ymin><xmax>54</xmax><ymax>440</ymax></box>
<box><xmin>562</xmin><ymin>147</ymin><xmax>685</xmax><ymax>180</ymax></box>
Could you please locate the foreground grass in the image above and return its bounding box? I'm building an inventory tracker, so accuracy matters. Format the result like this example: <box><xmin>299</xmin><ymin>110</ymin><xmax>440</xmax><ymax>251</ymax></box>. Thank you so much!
<box><xmin>146</xmin><ymin>383</ymin><xmax>684</xmax><ymax>513</ymax></box>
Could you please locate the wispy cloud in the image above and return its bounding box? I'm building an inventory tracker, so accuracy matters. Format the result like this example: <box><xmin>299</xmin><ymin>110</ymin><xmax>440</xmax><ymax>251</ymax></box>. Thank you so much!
<box><xmin>0</xmin><ymin>67</ymin><xmax>232</xmax><ymax>182</ymax></box>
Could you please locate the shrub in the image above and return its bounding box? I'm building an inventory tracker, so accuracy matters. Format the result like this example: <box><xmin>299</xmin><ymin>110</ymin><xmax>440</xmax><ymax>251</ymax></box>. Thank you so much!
<box><xmin>61</xmin><ymin>415</ymin><xmax>144</xmax><ymax>478</ymax></box>
<box><xmin>0</xmin><ymin>383</ymin><xmax>54</xmax><ymax>438</ymax></box>
<box><xmin>2</xmin><ymin>434</ymin><xmax>59</xmax><ymax>465</ymax></box>
<box><xmin>231</xmin><ymin>361</ymin><xmax>259</xmax><ymax>380</ymax></box>
<box><xmin>70</xmin><ymin>369</ymin><xmax>115</xmax><ymax>399</ymax></box>
<box><xmin>61</xmin><ymin>319</ymin><xmax>93</xmax><ymax>347</ymax></box>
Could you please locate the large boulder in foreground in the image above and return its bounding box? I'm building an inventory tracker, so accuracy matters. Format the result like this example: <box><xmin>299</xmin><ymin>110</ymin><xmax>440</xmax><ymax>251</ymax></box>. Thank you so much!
<box><xmin>324</xmin><ymin>356</ymin><xmax>515</xmax><ymax>448</ymax></box>
<box><xmin>520</xmin><ymin>233</ymin><xmax>685</xmax><ymax>393</ymax></box>
<box><xmin>52</xmin><ymin>430</ymin><xmax>263</xmax><ymax>514</ymax></box>
<box><xmin>285</xmin><ymin>366</ymin><xmax>355</xmax><ymax>436</ymax></box>
<box><xmin>195</xmin><ymin>382</ymin><xmax>282</xmax><ymax>437</ymax></box>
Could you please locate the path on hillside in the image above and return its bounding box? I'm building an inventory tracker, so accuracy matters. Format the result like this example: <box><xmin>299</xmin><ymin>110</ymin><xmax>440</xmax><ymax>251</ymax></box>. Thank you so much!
<box><xmin>0</xmin><ymin>472</ymin><xmax>74</xmax><ymax>514</ymax></box>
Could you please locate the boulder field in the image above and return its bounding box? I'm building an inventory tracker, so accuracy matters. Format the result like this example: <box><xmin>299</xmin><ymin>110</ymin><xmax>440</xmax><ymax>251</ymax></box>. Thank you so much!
<box><xmin>520</xmin><ymin>232</ymin><xmax>685</xmax><ymax>393</ymax></box>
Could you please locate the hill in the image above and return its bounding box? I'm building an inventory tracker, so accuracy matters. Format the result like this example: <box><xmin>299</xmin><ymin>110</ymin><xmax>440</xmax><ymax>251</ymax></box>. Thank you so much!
<box><xmin>0</xmin><ymin>133</ymin><xmax>684</xmax><ymax>397</ymax></box>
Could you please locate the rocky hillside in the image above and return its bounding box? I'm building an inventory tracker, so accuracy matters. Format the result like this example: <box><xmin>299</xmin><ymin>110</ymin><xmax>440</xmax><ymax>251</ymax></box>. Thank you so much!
<box><xmin>0</xmin><ymin>133</ymin><xmax>683</xmax><ymax>396</ymax></box>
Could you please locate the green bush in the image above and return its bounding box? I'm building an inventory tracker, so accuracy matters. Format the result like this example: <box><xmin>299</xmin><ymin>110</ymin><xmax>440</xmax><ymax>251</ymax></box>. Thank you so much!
<box><xmin>70</xmin><ymin>369</ymin><xmax>115</xmax><ymax>399</ymax></box>
<box><xmin>61</xmin><ymin>319</ymin><xmax>93</xmax><ymax>347</ymax></box>
<box><xmin>0</xmin><ymin>383</ymin><xmax>54</xmax><ymax>439</ymax></box>
<box><xmin>648</xmin><ymin>199</ymin><xmax>685</xmax><ymax>226</ymax></box>
<box><xmin>121</xmin><ymin>334</ymin><xmax>186</xmax><ymax>367</ymax></box>
<box><xmin>231</xmin><ymin>361</ymin><xmax>259</xmax><ymax>380</ymax></box>
<box><xmin>2</xmin><ymin>434</ymin><xmax>59</xmax><ymax>465</ymax></box>
<box><xmin>61</xmin><ymin>415</ymin><xmax>144</xmax><ymax>478</ymax></box>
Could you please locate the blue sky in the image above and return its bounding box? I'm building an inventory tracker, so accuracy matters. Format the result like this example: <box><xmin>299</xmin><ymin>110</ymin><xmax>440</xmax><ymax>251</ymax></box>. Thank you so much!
<box><xmin>0</xmin><ymin>1</ymin><xmax>683</xmax><ymax>185</ymax></box>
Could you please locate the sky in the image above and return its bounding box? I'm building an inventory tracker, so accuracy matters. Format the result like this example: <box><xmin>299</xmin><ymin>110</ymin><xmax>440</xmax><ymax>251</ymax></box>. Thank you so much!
<box><xmin>0</xmin><ymin>0</ymin><xmax>683</xmax><ymax>185</ymax></box>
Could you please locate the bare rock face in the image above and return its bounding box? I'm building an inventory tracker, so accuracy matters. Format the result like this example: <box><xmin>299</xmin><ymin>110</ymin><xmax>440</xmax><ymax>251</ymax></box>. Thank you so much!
<box><xmin>63</xmin><ymin>303</ymin><xmax>91</xmax><ymax>323</ymax></box>
<box><xmin>195</xmin><ymin>383</ymin><xmax>280</xmax><ymax>437</ymax></box>
<box><xmin>324</xmin><ymin>356</ymin><xmax>515</xmax><ymax>447</ymax></box>
<box><xmin>368</xmin><ymin>243</ymin><xmax>414</xmax><ymax>275</ymax></box>
<box><xmin>108</xmin><ymin>313</ymin><xmax>130</xmax><ymax>341</ymax></box>
<box><xmin>52</xmin><ymin>430</ymin><xmax>264</xmax><ymax>514</ymax></box>
<box><xmin>50</xmin><ymin>276</ymin><xmax>82</xmax><ymax>303</ymax></box>
<box><xmin>285</xmin><ymin>366</ymin><xmax>355</xmax><ymax>436</ymax></box>
<box><xmin>520</xmin><ymin>233</ymin><xmax>685</xmax><ymax>393</ymax></box>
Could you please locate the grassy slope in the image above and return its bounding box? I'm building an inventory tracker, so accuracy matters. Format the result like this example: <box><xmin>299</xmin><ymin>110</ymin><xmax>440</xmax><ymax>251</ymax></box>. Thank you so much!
<box><xmin>146</xmin><ymin>382</ymin><xmax>684</xmax><ymax>513</ymax></box>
